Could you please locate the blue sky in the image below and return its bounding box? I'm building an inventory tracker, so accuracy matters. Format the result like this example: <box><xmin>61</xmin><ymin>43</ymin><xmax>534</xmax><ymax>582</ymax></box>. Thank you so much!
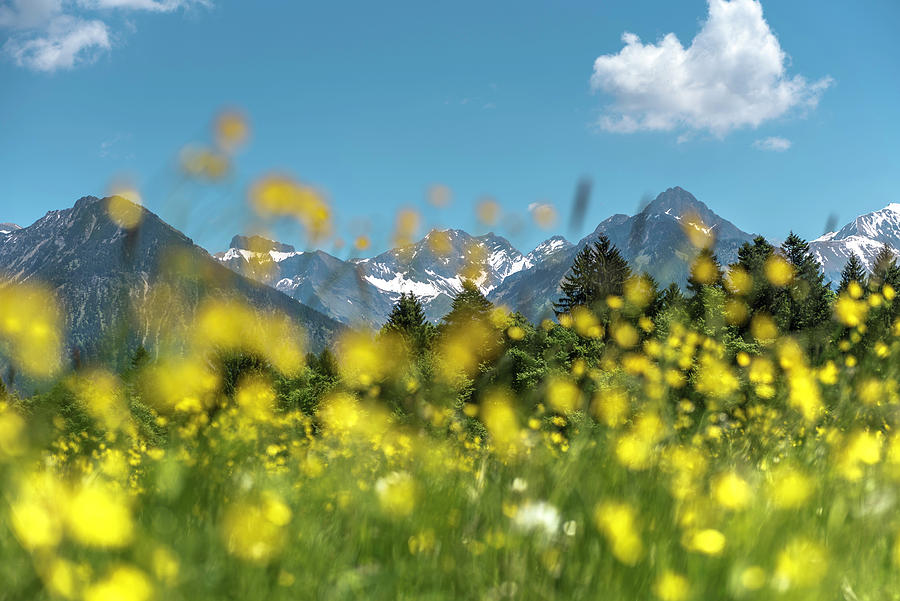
<box><xmin>1</xmin><ymin>0</ymin><xmax>898</xmax><ymax>256</ymax></box>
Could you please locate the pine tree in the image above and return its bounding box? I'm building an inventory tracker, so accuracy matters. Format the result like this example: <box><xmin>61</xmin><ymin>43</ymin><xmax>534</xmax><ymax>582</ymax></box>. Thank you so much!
<box><xmin>384</xmin><ymin>292</ymin><xmax>427</xmax><ymax>334</ymax></box>
<box><xmin>442</xmin><ymin>280</ymin><xmax>494</xmax><ymax>329</ymax></box>
<box><xmin>638</xmin><ymin>273</ymin><xmax>665</xmax><ymax>319</ymax></box>
<box><xmin>554</xmin><ymin>245</ymin><xmax>594</xmax><ymax>313</ymax></box>
<box><xmin>781</xmin><ymin>232</ymin><xmax>831</xmax><ymax>331</ymax></box>
<box><xmin>838</xmin><ymin>253</ymin><xmax>867</xmax><ymax>293</ymax></box>
<box><xmin>737</xmin><ymin>235</ymin><xmax>775</xmax><ymax>274</ymax></box>
<box><xmin>869</xmin><ymin>245</ymin><xmax>900</xmax><ymax>291</ymax></box>
<box><xmin>658</xmin><ymin>282</ymin><xmax>685</xmax><ymax>311</ymax></box>
<box><xmin>859</xmin><ymin>245</ymin><xmax>900</xmax><ymax>345</ymax></box>
<box><xmin>735</xmin><ymin>235</ymin><xmax>790</xmax><ymax>330</ymax></box>
<box><xmin>554</xmin><ymin>235</ymin><xmax>631</xmax><ymax>315</ymax></box>
<box><xmin>130</xmin><ymin>345</ymin><xmax>150</xmax><ymax>370</ymax></box>
<box><xmin>382</xmin><ymin>292</ymin><xmax>433</xmax><ymax>349</ymax></box>
<box><xmin>686</xmin><ymin>248</ymin><xmax>724</xmax><ymax>323</ymax></box>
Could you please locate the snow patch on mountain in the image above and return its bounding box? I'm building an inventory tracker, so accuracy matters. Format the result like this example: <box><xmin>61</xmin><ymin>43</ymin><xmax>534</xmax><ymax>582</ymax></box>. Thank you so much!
<box><xmin>364</xmin><ymin>272</ymin><xmax>462</xmax><ymax>301</ymax></box>
<box><xmin>525</xmin><ymin>236</ymin><xmax>573</xmax><ymax>264</ymax></box>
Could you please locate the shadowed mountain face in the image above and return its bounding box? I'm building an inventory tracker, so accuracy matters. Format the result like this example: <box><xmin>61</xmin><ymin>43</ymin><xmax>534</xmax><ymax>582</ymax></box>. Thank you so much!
<box><xmin>0</xmin><ymin>196</ymin><xmax>341</xmax><ymax>370</ymax></box>
<box><xmin>810</xmin><ymin>204</ymin><xmax>900</xmax><ymax>284</ymax></box>
<box><xmin>216</xmin><ymin>239</ymin><xmax>393</xmax><ymax>328</ymax></box>
<box><xmin>490</xmin><ymin>187</ymin><xmax>755</xmax><ymax>321</ymax></box>
<box><xmin>229</xmin><ymin>234</ymin><xmax>296</xmax><ymax>254</ymax></box>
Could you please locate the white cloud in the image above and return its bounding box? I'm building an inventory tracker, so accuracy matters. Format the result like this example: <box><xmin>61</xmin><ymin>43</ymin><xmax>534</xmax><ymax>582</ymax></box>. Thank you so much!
<box><xmin>76</xmin><ymin>0</ymin><xmax>209</xmax><ymax>12</ymax></box>
<box><xmin>753</xmin><ymin>136</ymin><xmax>791</xmax><ymax>151</ymax></box>
<box><xmin>0</xmin><ymin>0</ymin><xmax>62</xmax><ymax>28</ymax></box>
<box><xmin>4</xmin><ymin>15</ymin><xmax>110</xmax><ymax>71</ymax></box>
<box><xmin>590</xmin><ymin>0</ymin><xmax>831</xmax><ymax>137</ymax></box>
<box><xmin>1</xmin><ymin>0</ymin><xmax>210</xmax><ymax>72</ymax></box>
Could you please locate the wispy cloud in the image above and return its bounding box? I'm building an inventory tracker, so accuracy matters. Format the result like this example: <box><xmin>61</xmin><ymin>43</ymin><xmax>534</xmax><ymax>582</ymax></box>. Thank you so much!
<box><xmin>4</xmin><ymin>15</ymin><xmax>109</xmax><ymax>71</ymax></box>
<box><xmin>753</xmin><ymin>136</ymin><xmax>792</xmax><ymax>152</ymax></box>
<box><xmin>99</xmin><ymin>132</ymin><xmax>134</xmax><ymax>158</ymax></box>
<box><xmin>0</xmin><ymin>0</ymin><xmax>210</xmax><ymax>72</ymax></box>
<box><xmin>76</xmin><ymin>0</ymin><xmax>210</xmax><ymax>12</ymax></box>
<box><xmin>590</xmin><ymin>0</ymin><xmax>831</xmax><ymax>137</ymax></box>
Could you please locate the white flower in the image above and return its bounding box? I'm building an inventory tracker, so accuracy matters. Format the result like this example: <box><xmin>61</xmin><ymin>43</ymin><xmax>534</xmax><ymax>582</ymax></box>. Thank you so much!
<box><xmin>512</xmin><ymin>500</ymin><xmax>560</xmax><ymax>538</ymax></box>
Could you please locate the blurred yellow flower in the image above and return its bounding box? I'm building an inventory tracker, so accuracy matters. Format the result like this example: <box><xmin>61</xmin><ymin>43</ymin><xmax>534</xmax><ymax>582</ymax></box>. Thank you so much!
<box><xmin>249</xmin><ymin>174</ymin><xmax>332</xmax><ymax>240</ymax></box>
<box><xmin>546</xmin><ymin>375</ymin><xmax>580</xmax><ymax>414</ymax></box>
<box><xmin>773</xmin><ymin>538</ymin><xmax>828</xmax><ymax>590</ymax></box>
<box><xmin>481</xmin><ymin>388</ymin><xmax>522</xmax><ymax>456</ymax></box>
<box><xmin>764</xmin><ymin>255</ymin><xmax>794</xmax><ymax>287</ymax></box>
<box><xmin>0</xmin><ymin>282</ymin><xmax>64</xmax><ymax>378</ymax></box>
<box><xmin>594</xmin><ymin>501</ymin><xmax>643</xmax><ymax>565</ymax></box>
<box><xmin>685</xmin><ymin>528</ymin><xmax>726</xmax><ymax>556</ymax></box>
<box><xmin>84</xmin><ymin>565</ymin><xmax>153</xmax><ymax>601</ymax></box>
<box><xmin>106</xmin><ymin>193</ymin><xmax>143</xmax><ymax>229</ymax></box>
<box><xmin>66</xmin><ymin>482</ymin><xmax>134</xmax><ymax>548</ymax></box>
<box><xmin>725</xmin><ymin>266</ymin><xmax>753</xmax><ymax>295</ymax></box>
<box><xmin>376</xmin><ymin>471</ymin><xmax>417</xmax><ymax>517</ymax></box>
<box><xmin>654</xmin><ymin>570</ymin><xmax>690</xmax><ymax>601</ymax></box>
<box><xmin>681</xmin><ymin>212</ymin><xmax>713</xmax><ymax>248</ymax></box>
<box><xmin>834</xmin><ymin>293</ymin><xmax>868</xmax><ymax>327</ymax></box>
<box><xmin>476</xmin><ymin>198</ymin><xmax>500</xmax><ymax>225</ymax></box>
<box><xmin>223</xmin><ymin>492</ymin><xmax>292</xmax><ymax>562</ymax></box>
<box><xmin>215</xmin><ymin>110</ymin><xmax>249</xmax><ymax>151</ymax></box>
<box><xmin>768</xmin><ymin>467</ymin><xmax>813</xmax><ymax>509</ymax></box>
<box><xmin>713</xmin><ymin>471</ymin><xmax>752</xmax><ymax>510</ymax></box>
<box><xmin>531</xmin><ymin>203</ymin><xmax>557</xmax><ymax>229</ymax></box>
<box><xmin>427</xmin><ymin>184</ymin><xmax>452</xmax><ymax>207</ymax></box>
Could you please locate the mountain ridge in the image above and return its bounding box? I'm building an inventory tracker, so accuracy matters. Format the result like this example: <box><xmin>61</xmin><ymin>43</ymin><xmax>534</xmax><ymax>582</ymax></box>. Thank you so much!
<box><xmin>6</xmin><ymin>188</ymin><xmax>899</xmax><ymax>345</ymax></box>
<box><xmin>809</xmin><ymin>203</ymin><xmax>900</xmax><ymax>283</ymax></box>
<box><xmin>0</xmin><ymin>196</ymin><xmax>341</xmax><ymax>376</ymax></box>
<box><xmin>491</xmin><ymin>186</ymin><xmax>757</xmax><ymax>320</ymax></box>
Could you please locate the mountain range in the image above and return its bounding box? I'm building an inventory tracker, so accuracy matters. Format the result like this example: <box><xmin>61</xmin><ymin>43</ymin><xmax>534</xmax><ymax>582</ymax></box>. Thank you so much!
<box><xmin>214</xmin><ymin>186</ymin><xmax>899</xmax><ymax>324</ymax></box>
<box><xmin>214</xmin><ymin>187</ymin><xmax>760</xmax><ymax>323</ymax></box>
<box><xmin>0</xmin><ymin>196</ymin><xmax>341</xmax><ymax>376</ymax></box>
<box><xmin>216</xmin><ymin>228</ymin><xmax>534</xmax><ymax>325</ymax></box>
<box><xmin>2</xmin><ymin>188</ymin><xmax>898</xmax><ymax>368</ymax></box>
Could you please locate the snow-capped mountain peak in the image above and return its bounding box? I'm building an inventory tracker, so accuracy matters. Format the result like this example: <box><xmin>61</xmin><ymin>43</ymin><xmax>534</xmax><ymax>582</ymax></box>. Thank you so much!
<box><xmin>216</xmin><ymin>227</ymin><xmax>534</xmax><ymax>325</ymax></box>
<box><xmin>809</xmin><ymin>202</ymin><xmax>900</xmax><ymax>284</ymax></box>
<box><xmin>476</xmin><ymin>232</ymin><xmax>532</xmax><ymax>281</ymax></box>
<box><xmin>526</xmin><ymin>236</ymin><xmax>573</xmax><ymax>264</ymax></box>
<box><xmin>832</xmin><ymin>203</ymin><xmax>900</xmax><ymax>246</ymax></box>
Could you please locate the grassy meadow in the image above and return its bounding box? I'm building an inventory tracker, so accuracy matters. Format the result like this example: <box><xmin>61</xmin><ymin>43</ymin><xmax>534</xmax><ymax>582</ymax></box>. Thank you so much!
<box><xmin>3</xmin><ymin>237</ymin><xmax>900</xmax><ymax>601</ymax></box>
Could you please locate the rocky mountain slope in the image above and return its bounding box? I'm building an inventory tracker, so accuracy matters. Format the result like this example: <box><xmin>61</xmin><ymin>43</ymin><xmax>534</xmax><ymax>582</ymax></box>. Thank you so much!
<box><xmin>0</xmin><ymin>197</ymin><xmax>341</xmax><ymax>371</ymax></box>
<box><xmin>217</xmin><ymin>229</ymin><xmax>533</xmax><ymax>324</ymax></box>
<box><xmin>8</xmin><ymin>188</ymin><xmax>898</xmax><ymax>355</ymax></box>
<box><xmin>491</xmin><ymin>187</ymin><xmax>755</xmax><ymax>321</ymax></box>
<box><xmin>219</xmin><ymin>187</ymin><xmax>761</xmax><ymax>325</ymax></box>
